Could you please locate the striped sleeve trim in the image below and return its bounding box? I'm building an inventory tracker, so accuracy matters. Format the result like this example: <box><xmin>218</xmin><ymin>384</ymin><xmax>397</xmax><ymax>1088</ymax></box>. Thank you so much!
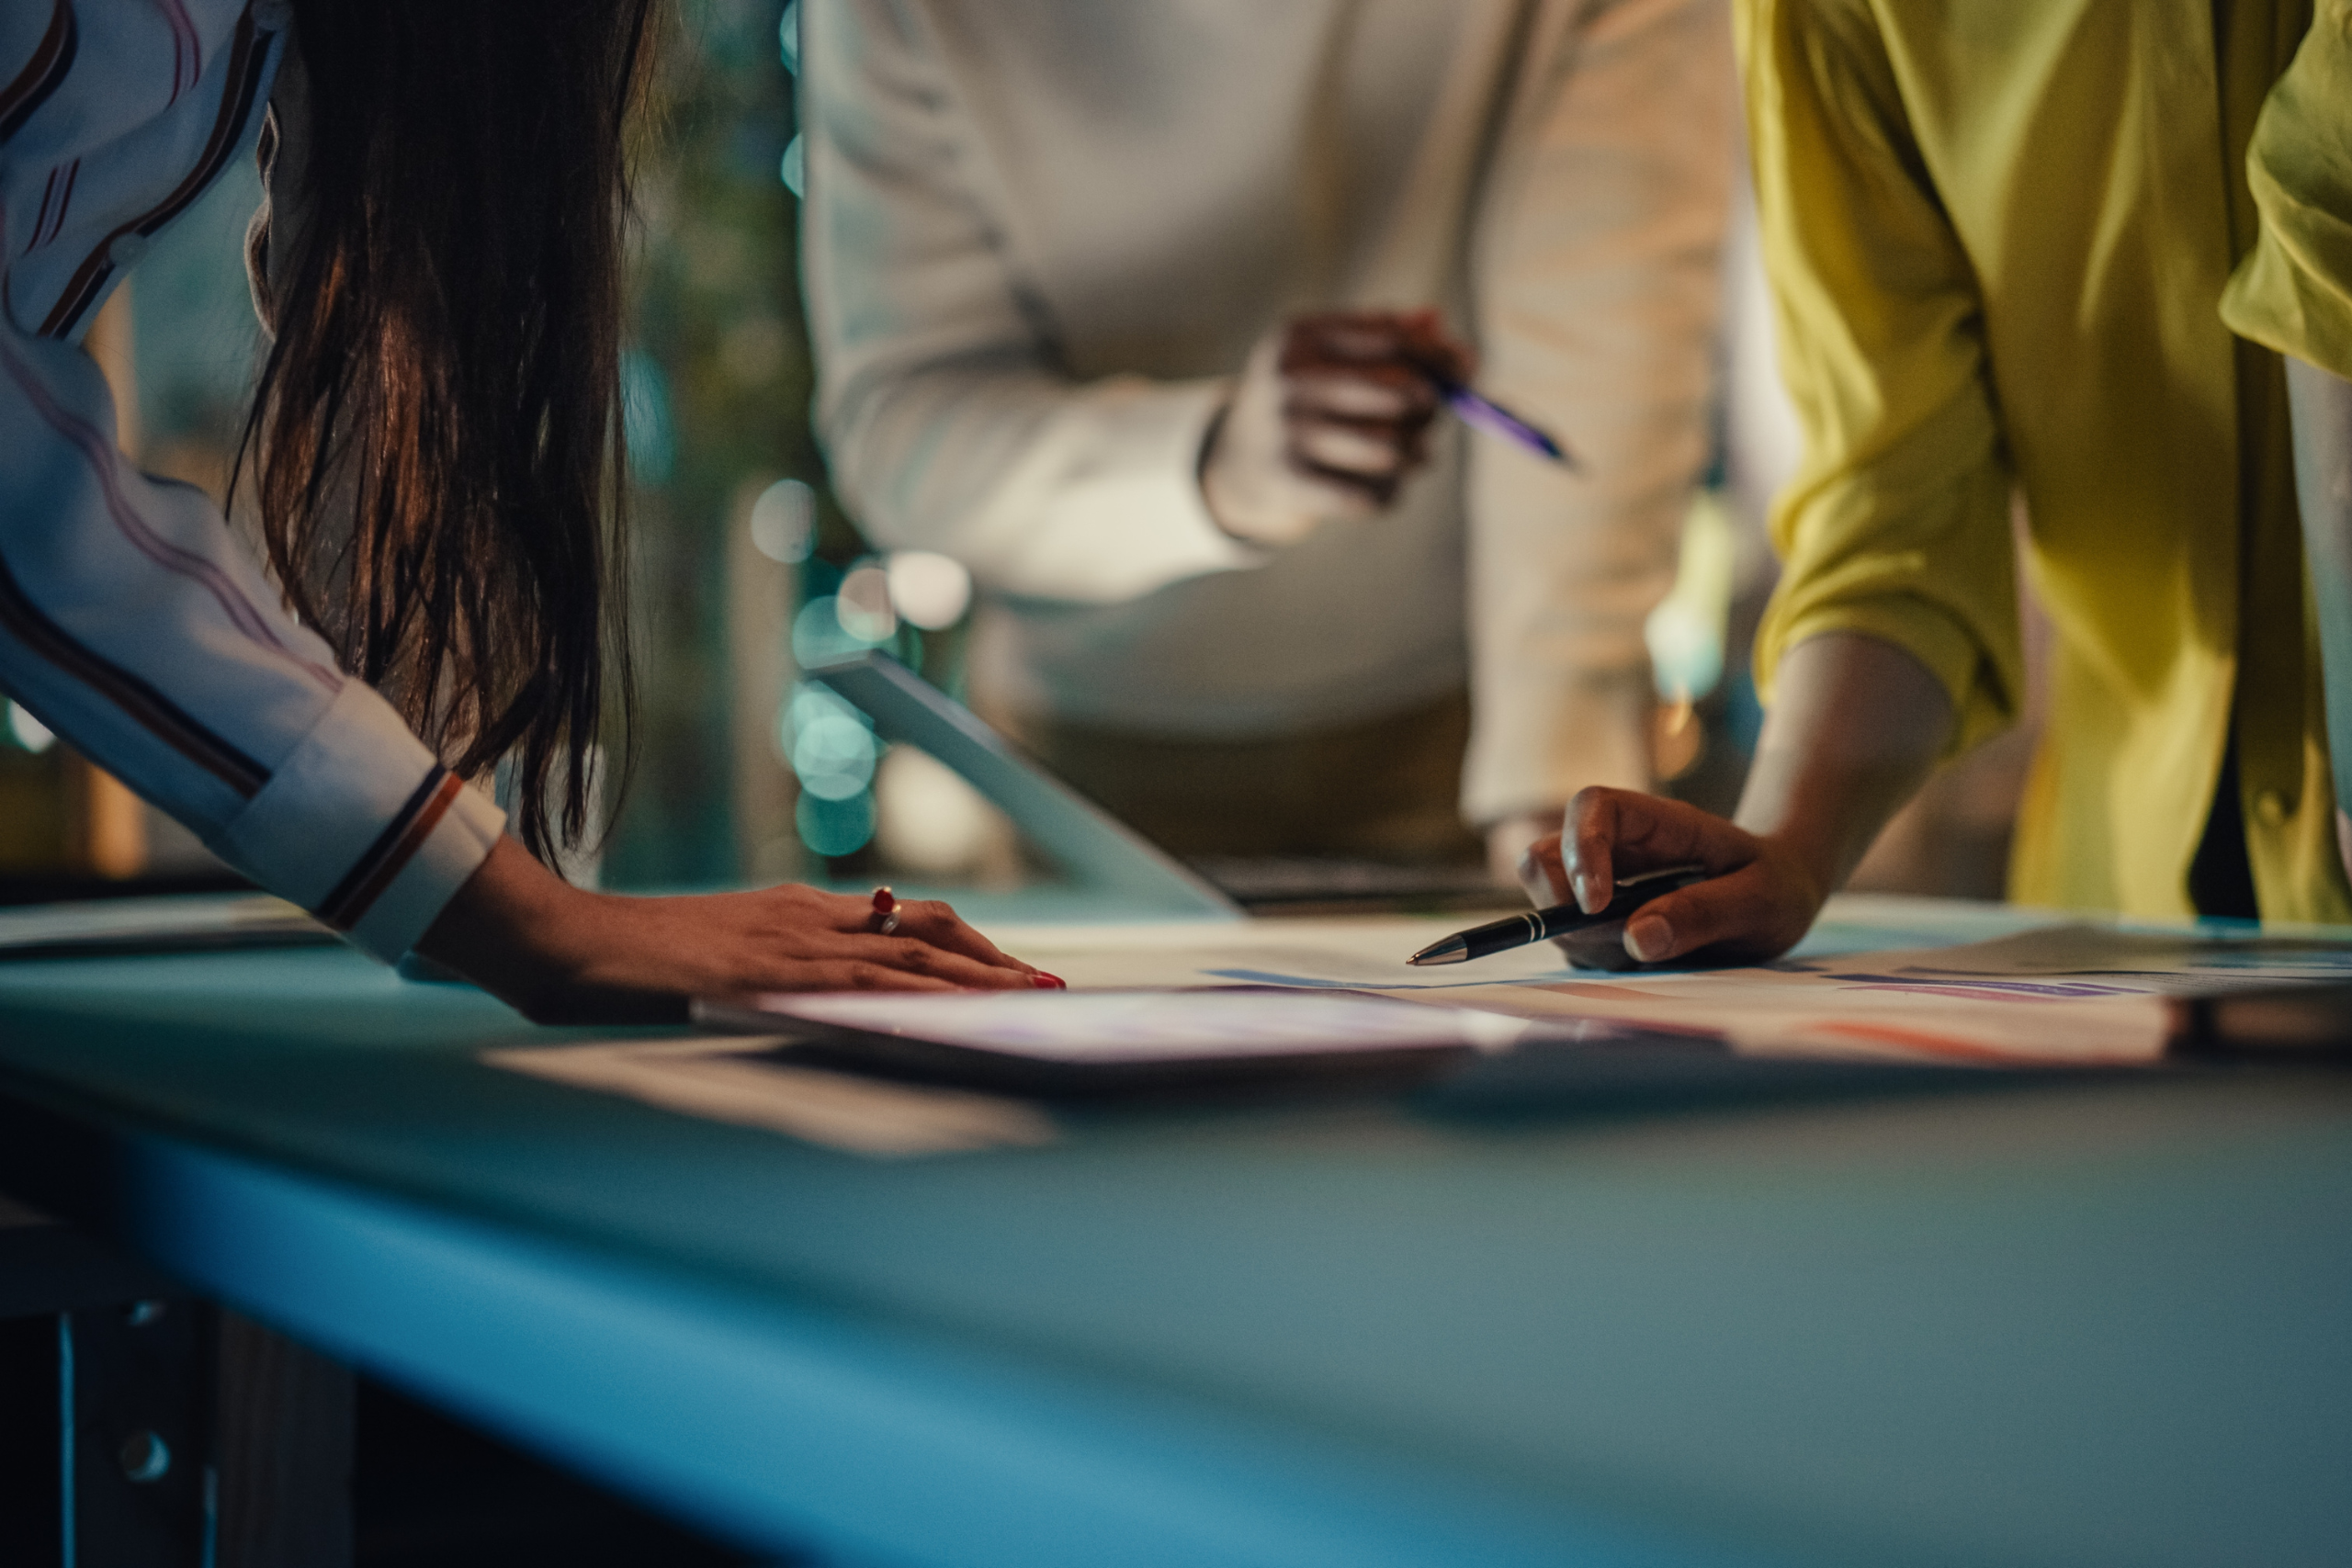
<box><xmin>25</xmin><ymin>159</ymin><xmax>80</xmax><ymax>254</ymax></box>
<box><xmin>211</xmin><ymin>682</ymin><xmax>506</xmax><ymax>964</ymax></box>
<box><xmin>0</xmin><ymin>0</ymin><xmax>75</xmax><ymax>145</ymax></box>
<box><xmin>40</xmin><ymin>9</ymin><xmax>274</xmax><ymax>339</ymax></box>
<box><xmin>315</xmin><ymin>767</ymin><xmax>466</xmax><ymax>932</ymax></box>
<box><xmin>0</xmin><ymin>541</ymin><xmax>267</xmax><ymax>796</ymax></box>
<box><xmin>156</xmin><ymin>0</ymin><xmax>202</xmax><ymax>105</ymax></box>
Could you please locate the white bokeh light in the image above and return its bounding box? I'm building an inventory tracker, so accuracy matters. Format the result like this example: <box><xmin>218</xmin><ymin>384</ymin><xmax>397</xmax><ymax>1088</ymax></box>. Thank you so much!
<box><xmin>886</xmin><ymin>550</ymin><xmax>973</xmax><ymax>630</ymax></box>
<box><xmin>6</xmin><ymin>701</ymin><xmax>53</xmax><ymax>753</ymax></box>
<box><xmin>873</xmin><ymin>744</ymin><xmax>1011</xmax><ymax>876</ymax></box>
<box><xmin>748</xmin><ymin>479</ymin><xmax>814</xmax><ymax>563</ymax></box>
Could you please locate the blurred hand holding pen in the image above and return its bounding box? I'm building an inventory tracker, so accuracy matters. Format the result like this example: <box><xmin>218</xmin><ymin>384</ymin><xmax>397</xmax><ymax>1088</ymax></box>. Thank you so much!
<box><xmin>1201</xmin><ymin>307</ymin><xmax>1577</xmax><ymax>545</ymax></box>
<box><xmin>1385</xmin><ymin>310</ymin><xmax>1575</xmax><ymax>468</ymax></box>
<box><xmin>1418</xmin><ymin>365</ymin><xmax>1576</xmax><ymax>468</ymax></box>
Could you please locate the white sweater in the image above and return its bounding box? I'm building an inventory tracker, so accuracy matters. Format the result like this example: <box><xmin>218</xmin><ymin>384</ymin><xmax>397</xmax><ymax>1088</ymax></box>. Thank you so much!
<box><xmin>803</xmin><ymin>0</ymin><xmax>1733</xmax><ymax>824</ymax></box>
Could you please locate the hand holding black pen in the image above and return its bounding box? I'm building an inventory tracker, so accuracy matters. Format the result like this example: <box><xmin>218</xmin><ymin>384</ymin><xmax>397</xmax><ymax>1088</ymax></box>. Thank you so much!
<box><xmin>1516</xmin><ymin>785</ymin><xmax>1830</xmax><ymax>969</ymax></box>
<box><xmin>1409</xmin><ymin>863</ymin><xmax>1709</xmax><ymax>968</ymax></box>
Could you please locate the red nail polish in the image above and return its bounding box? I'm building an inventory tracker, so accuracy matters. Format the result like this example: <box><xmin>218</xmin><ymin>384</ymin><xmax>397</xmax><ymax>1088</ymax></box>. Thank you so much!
<box><xmin>1031</xmin><ymin>972</ymin><xmax>1067</xmax><ymax>989</ymax></box>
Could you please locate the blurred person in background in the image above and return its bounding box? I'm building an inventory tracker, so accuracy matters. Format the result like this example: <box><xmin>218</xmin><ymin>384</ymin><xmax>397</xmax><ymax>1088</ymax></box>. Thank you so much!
<box><xmin>1524</xmin><ymin>0</ymin><xmax>2352</xmax><ymax>964</ymax></box>
<box><xmin>0</xmin><ymin>0</ymin><xmax>1042</xmax><ymax>1018</ymax></box>
<box><xmin>801</xmin><ymin>0</ymin><xmax>1734</xmax><ymax>878</ymax></box>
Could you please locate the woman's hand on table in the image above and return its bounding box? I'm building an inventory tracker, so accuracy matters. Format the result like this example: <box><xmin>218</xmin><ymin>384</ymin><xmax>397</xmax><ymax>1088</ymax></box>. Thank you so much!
<box><xmin>1519</xmin><ymin>788</ymin><xmax>1826</xmax><ymax>967</ymax></box>
<box><xmin>418</xmin><ymin>838</ymin><xmax>1050</xmax><ymax>1024</ymax></box>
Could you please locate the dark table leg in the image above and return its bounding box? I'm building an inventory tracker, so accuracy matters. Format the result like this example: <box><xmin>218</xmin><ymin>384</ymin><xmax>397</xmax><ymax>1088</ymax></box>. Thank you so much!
<box><xmin>5</xmin><ymin>1197</ymin><xmax>353</xmax><ymax>1568</ymax></box>
<box><xmin>214</xmin><ymin>1310</ymin><xmax>354</xmax><ymax>1568</ymax></box>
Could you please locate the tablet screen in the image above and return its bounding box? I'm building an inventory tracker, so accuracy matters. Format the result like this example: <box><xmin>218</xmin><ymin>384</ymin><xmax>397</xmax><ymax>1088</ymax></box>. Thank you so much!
<box><xmin>727</xmin><ymin>988</ymin><xmax>1531</xmax><ymax>1064</ymax></box>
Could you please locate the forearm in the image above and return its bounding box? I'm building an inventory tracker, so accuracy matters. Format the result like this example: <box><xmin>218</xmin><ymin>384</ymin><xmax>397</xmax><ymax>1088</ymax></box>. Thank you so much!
<box><xmin>822</xmin><ymin>366</ymin><xmax>1261</xmax><ymax>603</ymax></box>
<box><xmin>1733</xmin><ymin>630</ymin><xmax>1955</xmax><ymax>896</ymax></box>
<box><xmin>414</xmin><ymin>837</ymin><xmax>580</xmax><ymax>1019</ymax></box>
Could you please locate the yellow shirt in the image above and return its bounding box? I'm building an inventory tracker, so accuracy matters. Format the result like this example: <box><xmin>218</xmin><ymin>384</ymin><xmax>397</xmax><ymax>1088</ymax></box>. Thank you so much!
<box><xmin>1741</xmin><ymin>0</ymin><xmax>2352</xmax><ymax>920</ymax></box>
<box><xmin>2223</xmin><ymin>0</ymin><xmax>2352</xmax><ymax>377</ymax></box>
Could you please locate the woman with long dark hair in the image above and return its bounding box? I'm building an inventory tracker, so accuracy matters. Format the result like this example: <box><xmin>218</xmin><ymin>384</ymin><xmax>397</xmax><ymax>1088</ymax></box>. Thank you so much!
<box><xmin>0</xmin><ymin>0</ymin><xmax>1046</xmax><ymax>1019</ymax></box>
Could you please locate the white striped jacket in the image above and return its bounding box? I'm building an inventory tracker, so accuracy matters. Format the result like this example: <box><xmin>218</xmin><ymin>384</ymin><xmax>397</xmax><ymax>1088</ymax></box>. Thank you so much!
<box><xmin>0</xmin><ymin>0</ymin><xmax>503</xmax><ymax>961</ymax></box>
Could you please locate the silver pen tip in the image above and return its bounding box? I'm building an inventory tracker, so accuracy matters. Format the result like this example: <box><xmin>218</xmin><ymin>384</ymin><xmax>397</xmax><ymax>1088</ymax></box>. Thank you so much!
<box><xmin>1408</xmin><ymin>939</ymin><xmax>1468</xmax><ymax>966</ymax></box>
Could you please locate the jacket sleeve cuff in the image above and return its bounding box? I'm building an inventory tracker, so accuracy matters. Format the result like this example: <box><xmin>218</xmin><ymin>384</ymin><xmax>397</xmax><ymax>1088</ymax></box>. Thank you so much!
<box><xmin>1761</xmin><ymin>598</ymin><xmax>2011</xmax><ymax>757</ymax></box>
<box><xmin>209</xmin><ymin>681</ymin><xmax>506</xmax><ymax>964</ymax></box>
<box><xmin>2218</xmin><ymin>0</ymin><xmax>2352</xmax><ymax>379</ymax></box>
<box><xmin>2223</xmin><ymin>219</ymin><xmax>2352</xmax><ymax>381</ymax></box>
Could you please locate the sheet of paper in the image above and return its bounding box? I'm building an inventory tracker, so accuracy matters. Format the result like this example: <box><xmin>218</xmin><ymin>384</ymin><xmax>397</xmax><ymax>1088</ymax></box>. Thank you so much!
<box><xmin>978</xmin><ymin>915</ymin><xmax>1574</xmax><ymax>990</ymax></box>
<box><xmin>1799</xmin><ymin>924</ymin><xmax>2352</xmax><ymax>990</ymax></box>
<box><xmin>979</xmin><ymin>901</ymin><xmax>2352</xmax><ymax>1068</ymax></box>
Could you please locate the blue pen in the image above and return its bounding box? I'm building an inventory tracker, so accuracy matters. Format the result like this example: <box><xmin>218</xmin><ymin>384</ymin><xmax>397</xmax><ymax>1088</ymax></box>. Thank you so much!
<box><xmin>1423</xmin><ymin>370</ymin><xmax>1577</xmax><ymax>470</ymax></box>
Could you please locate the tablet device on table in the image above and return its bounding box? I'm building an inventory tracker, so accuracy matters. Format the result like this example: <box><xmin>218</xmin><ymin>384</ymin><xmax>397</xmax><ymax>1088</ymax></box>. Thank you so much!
<box><xmin>691</xmin><ymin>987</ymin><xmax>1533</xmax><ymax>1098</ymax></box>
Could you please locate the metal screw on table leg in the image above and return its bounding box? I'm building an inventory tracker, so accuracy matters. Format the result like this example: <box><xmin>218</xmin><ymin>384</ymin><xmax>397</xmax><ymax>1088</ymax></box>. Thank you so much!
<box><xmin>120</xmin><ymin>1428</ymin><xmax>173</xmax><ymax>1483</ymax></box>
<box><xmin>63</xmin><ymin>1303</ymin><xmax>209</xmax><ymax>1565</ymax></box>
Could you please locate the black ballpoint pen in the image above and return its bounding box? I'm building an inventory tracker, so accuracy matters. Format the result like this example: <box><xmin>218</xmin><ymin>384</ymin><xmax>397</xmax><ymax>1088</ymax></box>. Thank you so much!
<box><xmin>1408</xmin><ymin>864</ymin><xmax>1710</xmax><ymax>966</ymax></box>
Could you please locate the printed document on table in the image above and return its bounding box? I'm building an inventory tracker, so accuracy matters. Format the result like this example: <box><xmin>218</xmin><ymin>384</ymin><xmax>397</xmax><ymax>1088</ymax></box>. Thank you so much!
<box><xmin>979</xmin><ymin>899</ymin><xmax>2352</xmax><ymax>1067</ymax></box>
<box><xmin>484</xmin><ymin>899</ymin><xmax>2352</xmax><ymax>1157</ymax></box>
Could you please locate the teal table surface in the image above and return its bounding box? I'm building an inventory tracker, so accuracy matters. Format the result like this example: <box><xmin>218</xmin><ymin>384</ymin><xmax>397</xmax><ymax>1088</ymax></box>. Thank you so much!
<box><xmin>1</xmin><ymin>904</ymin><xmax>2349</xmax><ymax>1568</ymax></box>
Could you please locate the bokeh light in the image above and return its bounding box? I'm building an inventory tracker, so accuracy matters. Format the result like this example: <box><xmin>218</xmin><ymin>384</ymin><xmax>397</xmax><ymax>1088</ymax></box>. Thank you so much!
<box><xmin>835</xmin><ymin>562</ymin><xmax>899</xmax><ymax>643</ymax></box>
<box><xmin>618</xmin><ymin>348</ymin><xmax>675</xmax><ymax>484</ymax></box>
<box><xmin>748</xmin><ymin>479</ymin><xmax>814</xmax><ymax>563</ymax></box>
<box><xmin>782</xmin><ymin>682</ymin><xmax>878</xmax><ymax>857</ymax></box>
<box><xmin>1645</xmin><ymin>492</ymin><xmax>1735</xmax><ymax>704</ymax></box>
<box><xmin>886</xmin><ymin>550</ymin><xmax>973</xmax><ymax>630</ymax></box>
<box><xmin>792</xmin><ymin>715</ymin><xmax>877</xmax><ymax>800</ymax></box>
<box><xmin>873</xmin><ymin>743</ymin><xmax>1007</xmax><ymax>876</ymax></box>
<box><xmin>795</xmin><ymin>790</ymin><xmax>874</xmax><ymax>858</ymax></box>
<box><xmin>791</xmin><ymin>597</ymin><xmax>863</xmax><ymax>667</ymax></box>
<box><xmin>5</xmin><ymin>702</ymin><xmax>53</xmax><ymax>753</ymax></box>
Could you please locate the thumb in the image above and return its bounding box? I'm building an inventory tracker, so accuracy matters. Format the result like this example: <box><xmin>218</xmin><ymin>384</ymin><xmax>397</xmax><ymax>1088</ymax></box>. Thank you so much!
<box><xmin>1620</xmin><ymin>858</ymin><xmax>1816</xmax><ymax>965</ymax></box>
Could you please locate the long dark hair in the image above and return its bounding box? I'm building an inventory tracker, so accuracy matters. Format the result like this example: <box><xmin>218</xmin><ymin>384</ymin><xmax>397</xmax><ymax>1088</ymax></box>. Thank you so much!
<box><xmin>240</xmin><ymin>0</ymin><xmax>656</xmax><ymax>865</ymax></box>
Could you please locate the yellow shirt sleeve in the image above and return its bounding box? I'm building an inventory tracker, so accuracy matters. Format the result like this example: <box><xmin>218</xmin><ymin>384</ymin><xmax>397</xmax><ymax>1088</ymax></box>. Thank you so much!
<box><xmin>2221</xmin><ymin>0</ymin><xmax>2352</xmax><ymax>378</ymax></box>
<box><xmin>1740</xmin><ymin>0</ymin><xmax>2023</xmax><ymax>753</ymax></box>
